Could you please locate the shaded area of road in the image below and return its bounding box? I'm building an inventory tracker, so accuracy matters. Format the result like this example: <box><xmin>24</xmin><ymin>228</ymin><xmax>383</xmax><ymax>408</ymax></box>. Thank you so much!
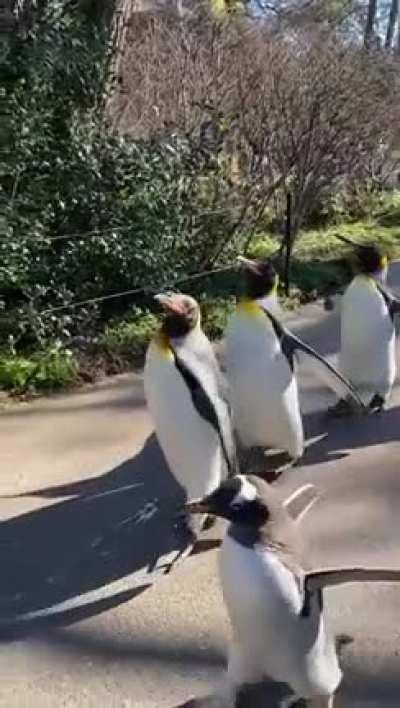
<box><xmin>0</xmin><ymin>434</ymin><xmax>205</xmax><ymax>633</ymax></box>
<box><xmin>1</xmin><ymin>263</ymin><xmax>400</xmax><ymax>705</ymax></box>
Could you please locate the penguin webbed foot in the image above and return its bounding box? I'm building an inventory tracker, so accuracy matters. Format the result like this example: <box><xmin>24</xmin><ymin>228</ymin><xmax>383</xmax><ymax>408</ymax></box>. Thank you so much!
<box><xmin>262</xmin><ymin>450</ymin><xmax>299</xmax><ymax>481</ymax></box>
<box><xmin>173</xmin><ymin>508</ymin><xmax>216</xmax><ymax>547</ymax></box>
<box><xmin>202</xmin><ymin>514</ymin><xmax>216</xmax><ymax>531</ymax></box>
<box><xmin>174</xmin><ymin>509</ymin><xmax>198</xmax><ymax>545</ymax></box>
<box><xmin>240</xmin><ymin>447</ymin><xmax>291</xmax><ymax>482</ymax></box>
<box><xmin>327</xmin><ymin>398</ymin><xmax>359</xmax><ymax>418</ymax></box>
<box><xmin>275</xmin><ymin>455</ymin><xmax>301</xmax><ymax>477</ymax></box>
<box><xmin>335</xmin><ymin>632</ymin><xmax>354</xmax><ymax>657</ymax></box>
<box><xmin>280</xmin><ymin>697</ymin><xmax>307</xmax><ymax>708</ymax></box>
<box><xmin>368</xmin><ymin>393</ymin><xmax>385</xmax><ymax>414</ymax></box>
<box><xmin>166</xmin><ymin>511</ymin><xmax>199</xmax><ymax>575</ymax></box>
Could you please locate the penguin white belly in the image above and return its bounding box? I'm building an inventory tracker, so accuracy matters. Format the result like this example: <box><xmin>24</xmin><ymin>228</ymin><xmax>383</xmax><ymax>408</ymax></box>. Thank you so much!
<box><xmin>219</xmin><ymin>535</ymin><xmax>342</xmax><ymax>698</ymax></box>
<box><xmin>226</xmin><ymin>314</ymin><xmax>303</xmax><ymax>458</ymax></box>
<box><xmin>144</xmin><ymin>343</ymin><xmax>222</xmax><ymax>501</ymax></box>
<box><xmin>340</xmin><ymin>278</ymin><xmax>396</xmax><ymax>402</ymax></box>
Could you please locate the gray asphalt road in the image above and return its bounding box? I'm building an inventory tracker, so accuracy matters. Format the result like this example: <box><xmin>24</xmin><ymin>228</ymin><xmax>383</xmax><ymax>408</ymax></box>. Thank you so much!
<box><xmin>1</xmin><ymin>266</ymin><xmax>400</xmax><ymax>706</ymax></box>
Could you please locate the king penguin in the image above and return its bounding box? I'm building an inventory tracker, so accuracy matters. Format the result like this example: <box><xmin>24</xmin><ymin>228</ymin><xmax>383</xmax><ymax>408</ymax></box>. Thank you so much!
<box><xmin>225</xmin><ymin>257</ymin><xmax>364</xmax><ymax>466</ymax></box>
<box><xmin>185</xmin><ymin>475</ymin><xmax>400</xmax><ymax>708</ymax></box>
<box><xmin>330</xmin><ymin>236</ymin><xmax>400</xmax><ymax>415</ymax></box>
<box><xmin>144</xmin><ymin>292</ymin><xmax>237</xmax><ymax>511</ymax></box>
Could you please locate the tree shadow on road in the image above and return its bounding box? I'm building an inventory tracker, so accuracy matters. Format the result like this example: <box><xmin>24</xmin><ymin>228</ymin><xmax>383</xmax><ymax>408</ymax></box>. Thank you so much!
<box><xmin>0</xmin><ymin>434</ymin><xmax>204</xmax><ymax>637</ymax></box>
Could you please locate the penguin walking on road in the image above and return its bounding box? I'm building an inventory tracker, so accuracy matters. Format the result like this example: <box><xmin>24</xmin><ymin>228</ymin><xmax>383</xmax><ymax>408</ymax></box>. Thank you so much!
<box><xmin>144</xmin><ymin>292</ymin><xmax>237</xmax><ymax>520</ymax></box>
<box><xmin>185</xmin><ymin>475</ymin><xmax>400</xmax><ymax>708</ymax></box>
<box><xmin>330</xmin><ymin>236</ymin><xmax>400</xmax><ymax>415</ymax></box>
<box><xmin>225</xmin><ymin>257</ymin><xmax>364</xmax><ymax>468</ymax></box>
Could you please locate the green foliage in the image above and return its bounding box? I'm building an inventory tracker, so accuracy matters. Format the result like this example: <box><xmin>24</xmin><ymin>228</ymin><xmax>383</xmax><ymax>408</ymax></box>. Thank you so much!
<box><xmin>200</xmin><ymin>297</ymin><xmax>235</xmax><ymax>339</ymax></box>
<box><xmin>294</xmin><ymin>221</ymin><xmax>400</xmax><ymax>262</ymax></box>
<box><xmin>246</xmin><ymin>234</ymin><xmax>278</xmax><ymax>260</ymax></box>
<box><xmin>374</xmin><ymin>191</ymin><xmax>400</xmax><ymax>227</ymax></box>
<box><xmin>3</xmin><ymin>2</ymin><xmax>400</xmax><ymax>396</ymax></box>
<box><xmin>307</xmin><ymin>185</ymin><xmax>400</xmax><ymax>228</ymax></box>
<box><xmin>97</xmin><ymin>298</ymin><xmax>236</xmax><ymax>359</ymax></box>
<box><xmin>98</xmin><ymin>309</ymin><xmax>159</xmax><ymax>359</ymax></box>
<box><xmin>248</xmin><ymin>218</ymin><xmax>400</xmax><ymax>300</ymax></box>
<box><xmin>1</xmin><ymin>5</ymin><xmax>242</xmax><ymax>354</ymax></box>
<box><xmin>0</xmin><ymin>346</ymin><xmax>77</xmax><ymax>393</ymax></box>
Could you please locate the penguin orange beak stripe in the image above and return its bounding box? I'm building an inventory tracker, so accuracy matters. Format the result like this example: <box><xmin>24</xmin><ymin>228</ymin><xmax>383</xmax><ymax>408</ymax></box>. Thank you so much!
<box><xmin>185</xmin><ymin>499</ymin><xmax>210</xmax><ymax>514</ymax></box>
<box><xmin>154</xmin><ymin>293</ymin><xmax>185</xmax><ymax>315</ymax></box>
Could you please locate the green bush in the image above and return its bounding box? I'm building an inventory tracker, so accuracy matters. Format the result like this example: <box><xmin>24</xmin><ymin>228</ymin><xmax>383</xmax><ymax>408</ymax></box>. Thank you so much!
<box><xmin>201</xmin><ymin>297</ymin><xmax>235</xmax><ymax>339</ymax></box>
<box><xmin>98</xmin><ymin>298</ymin><xmax>236</xmax><ymax>358</ymax></box>
<box><xmin>98</xmin><ymin>310</ymin><xmax>159</xmax><ymax>359</ymax></box>
<box><xmin>2</xmin><ymin>4</ymin><xmax>243</xmax><ymax>355</ymax></box>
<box><xmin>246</xmin><ymin>233</ymin><xmax>278</xmax><ymax>260</ymax></box>
<box><xmin>0</xmin><ymin>347</ymin><xmax>77</xmax><ymax>393</ymax></box>
<box><xmin>374</xmin><ymin>191</ymin><xmax>400</xmax><ymax>227</ymax></box>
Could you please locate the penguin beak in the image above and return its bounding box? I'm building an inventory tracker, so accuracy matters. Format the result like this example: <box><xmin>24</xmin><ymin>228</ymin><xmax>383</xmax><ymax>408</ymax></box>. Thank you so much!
<box><xmin>237</xmin><ymin>255</ymin><xmax>261</xmax><ymax>274</ymax></box>
<box><xmin>154</xmin><ymin>293</ymin><xmax>185</xmax><ymax>315</ymax></box>
<box><xmin>185</xmin><ymin>499</ymin><xmax>211</xmax><ymax>514</ymax></box>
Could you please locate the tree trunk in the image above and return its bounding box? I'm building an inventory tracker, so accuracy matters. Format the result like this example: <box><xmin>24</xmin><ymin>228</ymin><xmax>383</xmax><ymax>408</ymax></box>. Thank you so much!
<box><xmin>364</xmin><ymin>0</ymin><xmax>378</xmax><ymax>48</ymax></box>
<box><xmin>283</xmin><ymin>192</ymin><xmax>292</xmax><ymax>297</ymax></box>
<box><xmin>385</xmin><ymin>0</ymin><xmax>399</xmax><ymax>49</ymax></box>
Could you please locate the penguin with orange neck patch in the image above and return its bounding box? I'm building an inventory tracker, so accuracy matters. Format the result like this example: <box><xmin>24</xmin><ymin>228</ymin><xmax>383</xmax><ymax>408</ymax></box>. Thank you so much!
<box><xmin>330</xmin><ymin>236</ymin><xmax>400</xmax><ymax>415</ymax></box>
<box><xmin>144</xmin><ymin>292</ymin><xmax>237</xmax><ymax>524</ymax></box>
<box><xmin>225</xmin><ymin>257</ymin><xmax>364</xmax><ymax>469</ymax></box>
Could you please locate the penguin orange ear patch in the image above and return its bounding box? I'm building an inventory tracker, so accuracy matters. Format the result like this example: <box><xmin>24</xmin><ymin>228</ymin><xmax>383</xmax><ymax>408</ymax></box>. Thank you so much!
<box><xmin>167</xmin><ymin>300</ymin><xmax>186</xmax><ymax>315</ymax></box>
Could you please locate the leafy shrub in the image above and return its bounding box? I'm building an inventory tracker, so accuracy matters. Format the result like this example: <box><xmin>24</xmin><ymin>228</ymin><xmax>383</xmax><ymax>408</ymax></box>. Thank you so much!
<box><xmin>246</xmin><ymin>234</ymin><xmax>278</xmax><ymax>260</ymax></box>
<box><xmin>98</xmin><ymin>310</ymin><xmax>159</xmax><ymax>359</ymax></box>
<box><xmin>200</xmin><ymin>297</ymin><xmax>235</xmax><ymax>339</ymax></box>
<box><xmin>374</xmin><ymin>190</ymin><xmax>400</xmax><ymax>227</ymax></box>
<box><xmin>2</xmin><ymin>4</ymin><xmax>244</xmax><ymax>356</ymax></box>
<box><xmin>0</xmin><ymin>346</ymin><xmax>77</xmax><ymax>393</ymax></box>
<box><xmin>98</xmin><ymin>297</ymin><xmax>236</xmax><ymax>358</ymax></box>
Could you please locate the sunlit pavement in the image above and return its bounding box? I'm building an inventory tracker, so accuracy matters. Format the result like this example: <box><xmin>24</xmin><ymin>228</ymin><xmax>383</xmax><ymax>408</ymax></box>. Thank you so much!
<box><xmin>0</xmin><ymin>264</ymin><xmax>400</xmax><ymax>706</ymax></box>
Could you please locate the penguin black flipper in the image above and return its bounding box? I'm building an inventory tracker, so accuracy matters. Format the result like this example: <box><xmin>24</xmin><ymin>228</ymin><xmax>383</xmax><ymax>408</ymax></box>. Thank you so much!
<box><xmin>375</xmin><ymin>282</ymin><xmax>400</xmax><ymax>322</ymax></box>
<box><xmin>171</xmin><ymin>348</ymin><xmax>237</xmax><ymax>476</ymax></box>
<box><xmin>287</xmin><ymin>332</ymin><xmax>364</xmax><ymax>408</ymax></box>
<box><xmin>305</xmin><ymin>567</ymin><xmax>400</xmax><ymax>592</ymax></box>
<box><xmin>260</xmin><ymin>307</ymin><xmax>365</xmax><ymax>409</ymax></box>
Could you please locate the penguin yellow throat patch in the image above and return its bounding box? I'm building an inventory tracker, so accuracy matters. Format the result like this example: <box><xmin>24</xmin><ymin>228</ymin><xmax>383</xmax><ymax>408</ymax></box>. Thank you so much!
<box><xmin>237</xmin><ymin>298</ymin><xmax>267</xmax><ymax>321</ymax></box>
<box><xmin>154</xmin><ymin>330</ymin><xmax>174</xmax><ymax>359</ymax></box>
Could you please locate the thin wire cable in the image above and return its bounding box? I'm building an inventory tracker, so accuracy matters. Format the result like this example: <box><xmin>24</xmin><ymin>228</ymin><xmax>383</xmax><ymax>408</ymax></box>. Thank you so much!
<box><xmin>38</xmin><ymin>263</ymin><xmax>237</xmax><ymax>316</ymax></box>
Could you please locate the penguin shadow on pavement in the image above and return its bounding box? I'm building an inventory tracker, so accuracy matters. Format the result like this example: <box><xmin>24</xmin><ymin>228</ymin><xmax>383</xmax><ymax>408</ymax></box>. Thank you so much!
<box><xmin>175</xmin><ymin>681</ymin><xmax>299</xmax><ymax>707</ymax></box>
<box><xmin>0</xmin><ymin>433</ymin><xmax>216</xmax><ymax>638</ymax></box>
<box><xmin>300</xmin><ymin>400</ymin><xmax>400</xmax><ymax>468</ymax></box>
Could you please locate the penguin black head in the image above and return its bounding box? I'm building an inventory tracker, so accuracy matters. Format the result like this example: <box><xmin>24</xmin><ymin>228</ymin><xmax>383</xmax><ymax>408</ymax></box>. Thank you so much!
<box><xmin>155</xmin><ymin>292</ymin><xmax>200</xmax><ymax>338</ymax></box>
<box><xmin>336</xmin><ymin>236</ymin><xmax>388</xmax><ymax>277</ymax></box>
<box><xmin>354</xmin><ymin>245</ymin><xmax>387</xmax><ymax>276</ymax></box>
<box><xmin>238</xmin><ymin>256</ymin><xmax>278</xmax><ymax>299</ymax></box>
<box><xmin>185</xmin><ymin>475</ymin><xmax>270</xmax><ymax>527</ymax></box>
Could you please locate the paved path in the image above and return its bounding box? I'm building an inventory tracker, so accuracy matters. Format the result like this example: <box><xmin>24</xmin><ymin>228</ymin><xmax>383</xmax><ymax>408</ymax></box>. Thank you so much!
<box><xmin>1</xmin><ymin>265</ymin><xmax>400</xmax><ymax>706</ymax></box>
